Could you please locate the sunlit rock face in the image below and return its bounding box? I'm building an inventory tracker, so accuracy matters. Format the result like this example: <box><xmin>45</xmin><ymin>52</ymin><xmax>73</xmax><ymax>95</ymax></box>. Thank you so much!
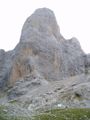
<box><xmin>20</xmin><ymin>8</ymin><xmax>62</xmax><ymax>42</ymax></box>
<box><xmin>0</xmin><ymin>8</ymin><xmax>87</xmax><ymax>87</ymax></box>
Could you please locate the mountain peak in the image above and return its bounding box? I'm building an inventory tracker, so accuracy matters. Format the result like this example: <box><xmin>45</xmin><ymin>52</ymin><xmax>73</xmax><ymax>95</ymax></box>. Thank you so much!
<box><xmin>20</xmin><ymin>8</ymin><xmax>61</xmax><ymax>42</ymax></box>
<box><xmin>0</xmin><ymin>8</ymin><xmax>90</xmax><ymax>112</ymax></box>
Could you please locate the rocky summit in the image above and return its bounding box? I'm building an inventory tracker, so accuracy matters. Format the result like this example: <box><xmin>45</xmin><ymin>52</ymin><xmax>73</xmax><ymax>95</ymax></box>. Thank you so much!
<box><xmin>0</xmin><ymin>8</ymin><xmax>90</xmax><ymax>116</ymax></box>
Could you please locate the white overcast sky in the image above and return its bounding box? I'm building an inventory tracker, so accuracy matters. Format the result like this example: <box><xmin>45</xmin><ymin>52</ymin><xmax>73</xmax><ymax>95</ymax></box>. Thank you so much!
<box><xmin>0</xmin><ymin>0</ymin><xmax>90</xmax><ymax>53</ymax></box>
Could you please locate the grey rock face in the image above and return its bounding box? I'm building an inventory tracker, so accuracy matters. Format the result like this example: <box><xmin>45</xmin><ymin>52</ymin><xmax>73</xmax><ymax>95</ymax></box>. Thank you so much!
<box><xmin>0</xmin><ymin>8</ymin><xmax>87</xmax><ymax>88</ymax></box>
<box><xmin>0</xmin><ymin>49</ymin><xmax>6</xmax><ymax>88</ymax></box>
<box><xmin>14</xmin><ymin>8</ymin><xmax>85</xmax><ymax>82</ymax></box>
<box><xmin>0</xmin><ymin>8</ymin><xmax>90</xmax><ymax>115</ymax></box>
<box><xmin>20</xmin><ymin>8</ymin><xmax>61</xmax><ymax>42</ymax></box>
<box><xmin>84</xmin><ymin>54</ymin><xmax>90</xmax><ymax>73</ymax></box>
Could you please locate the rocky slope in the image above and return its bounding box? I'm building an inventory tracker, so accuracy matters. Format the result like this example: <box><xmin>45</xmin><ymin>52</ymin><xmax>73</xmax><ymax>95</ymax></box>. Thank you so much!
<box><xmin>0</xmin><ymin>8</ymin><xmax>90</xmax><ymax>116</ymax></box>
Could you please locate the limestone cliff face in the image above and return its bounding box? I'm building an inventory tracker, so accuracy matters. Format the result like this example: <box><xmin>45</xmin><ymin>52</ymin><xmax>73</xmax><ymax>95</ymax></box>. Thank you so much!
<box><xmin>0</xmin><ymin>8</ymin><xmax>89</xmax><ymax>88</ymax></box>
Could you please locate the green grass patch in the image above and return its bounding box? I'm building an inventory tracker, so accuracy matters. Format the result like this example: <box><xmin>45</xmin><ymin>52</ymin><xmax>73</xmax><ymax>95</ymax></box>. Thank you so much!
<box><xmin>0</xmin><ymin>105</ymin><xmax>90</xmax><ymax>120</ymax></box>
<box><xmin>33</xmin><ymin>108</ymin><xmax>90</xmax><ymax>120</ymax></box>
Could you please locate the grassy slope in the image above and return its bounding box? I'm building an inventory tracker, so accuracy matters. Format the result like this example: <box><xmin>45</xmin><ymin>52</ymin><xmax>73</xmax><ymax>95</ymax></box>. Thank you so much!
<box><xmin>0</xmin><ymin>105</ymin><xmax>90</xmax><ymax>120</ymax></box>
<box><xmin>32</xmin><ymin>108</ymin><xmax>90</xmax><ymax>120</ymax></box>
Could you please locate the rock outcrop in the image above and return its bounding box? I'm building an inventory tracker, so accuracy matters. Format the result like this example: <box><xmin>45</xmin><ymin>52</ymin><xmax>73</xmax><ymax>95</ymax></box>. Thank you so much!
<box><xmin>0</xmin><ymin>8</ymin><xmax>90</xmax><ymax>115</ymax></box>
<box><xmin>0</xmin><ymin>8</ymin><xmax>87</xmax><ymax>88</ymax></box>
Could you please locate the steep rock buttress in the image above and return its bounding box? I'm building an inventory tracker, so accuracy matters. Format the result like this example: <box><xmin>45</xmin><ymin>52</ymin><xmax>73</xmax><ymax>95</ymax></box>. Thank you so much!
<box><xmin>0</xmin><ymin>8</ymin><xmax>88</xmax><ymax>88</ymax></box>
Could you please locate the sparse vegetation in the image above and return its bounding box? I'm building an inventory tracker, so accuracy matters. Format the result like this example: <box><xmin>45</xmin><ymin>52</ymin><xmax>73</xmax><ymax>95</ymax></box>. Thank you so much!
<box><xmin>0</xmin><ymin>105</ymin><xmax>90</xmax><ymax>120</ymax></box>
<box><xmin>9</xmin><ymin>99</ymin><xmax>18</xmax><ymax>104</ymax></box>
<box><xmin>0</xmin><ymin>105</ymin><xmax>30</xmax><ymax>120</ymax></box>
<box><xmin>33</xmin><ymin>108</ymin><xmax>90</xmax><ymax>120</ymax></box>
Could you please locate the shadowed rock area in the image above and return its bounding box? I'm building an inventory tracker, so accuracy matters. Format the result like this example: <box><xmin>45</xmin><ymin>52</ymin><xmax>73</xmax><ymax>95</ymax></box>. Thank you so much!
<box><xmin>0</xmin><ymin>8</ymin><xmax>90</xmax><ymax>116</ymax></box>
